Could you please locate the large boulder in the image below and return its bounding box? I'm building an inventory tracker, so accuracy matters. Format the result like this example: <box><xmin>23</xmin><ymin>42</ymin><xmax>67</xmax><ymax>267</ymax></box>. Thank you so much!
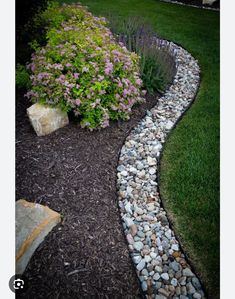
<box><xmin>16</xmin><ymin>199</ymin><xmax>61</xmax><ymax>274</ymax></box>
<box><xmin>27</xmin><ymin>103</ymin><xmax>69</xmax><ymax>136</ymax></box>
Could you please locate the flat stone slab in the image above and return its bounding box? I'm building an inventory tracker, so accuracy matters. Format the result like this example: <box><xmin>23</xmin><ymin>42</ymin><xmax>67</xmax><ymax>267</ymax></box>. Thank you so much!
<box><xmin>16</xmin><ymin>199</ymin><xmax>61</xmax><ymax>274</ymax></box>
<box><xmin>27</xmin><ymin>103</ymin><xmax>69</xmax><ymax>136</ymax></box>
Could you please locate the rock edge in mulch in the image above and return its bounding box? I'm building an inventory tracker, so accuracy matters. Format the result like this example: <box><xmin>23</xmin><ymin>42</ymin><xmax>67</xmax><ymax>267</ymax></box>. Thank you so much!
<box><xmin>117</xmin><ymin>39</ymin><xmax>205</xmax><ymax>298</ymax></box>
<box><xmin>16</xmin><ymin>199</ymin><xmax>61</xmax><ymax>274</ymax></box>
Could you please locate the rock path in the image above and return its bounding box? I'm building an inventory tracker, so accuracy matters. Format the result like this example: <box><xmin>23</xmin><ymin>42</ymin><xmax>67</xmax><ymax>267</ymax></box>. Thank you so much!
<box><xmin>117</xmin><ymin>39</ymin><xmax>205</xmax><ymax>299</ymax></box>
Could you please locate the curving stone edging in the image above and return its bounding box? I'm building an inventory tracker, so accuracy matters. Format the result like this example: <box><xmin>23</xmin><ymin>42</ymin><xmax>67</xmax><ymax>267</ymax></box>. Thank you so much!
<box><xmin>117</xmin><ymin>39</ymin><xmax>205</xmax><ymax>298</ymax></box>
<box><xmin>160</xmin><ymin>0</ymin><xmax>219</xmax><ymax>11</ymax></box>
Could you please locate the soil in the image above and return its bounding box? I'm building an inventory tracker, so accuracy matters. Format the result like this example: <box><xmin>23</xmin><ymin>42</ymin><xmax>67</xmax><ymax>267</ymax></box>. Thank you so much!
<box><xmin>16</xmin><ymin>89</ymin><xmax>161</xmax><ymax>299</ymax></box>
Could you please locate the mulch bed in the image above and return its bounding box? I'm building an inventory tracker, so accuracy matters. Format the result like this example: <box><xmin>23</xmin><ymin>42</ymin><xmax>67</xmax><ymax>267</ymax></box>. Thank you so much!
<box><xmin>16</xmin><ymin>89</ymin><xmax>161</xmax><ymax>299</ymax></box>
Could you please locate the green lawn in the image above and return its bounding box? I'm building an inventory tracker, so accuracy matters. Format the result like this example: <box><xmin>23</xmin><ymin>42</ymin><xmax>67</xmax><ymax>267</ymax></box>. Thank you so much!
<box><xmin>58</xmin><ymin>1</ymin><xmax>220</xmax><ymax>298</ymax></box>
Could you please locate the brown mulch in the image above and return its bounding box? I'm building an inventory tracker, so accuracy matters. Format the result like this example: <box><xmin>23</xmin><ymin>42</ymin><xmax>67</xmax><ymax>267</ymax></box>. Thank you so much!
<box><xmin>16</xmin><ymin>90</ymin><xmax>160</xmax><ymax>299</ymax></box>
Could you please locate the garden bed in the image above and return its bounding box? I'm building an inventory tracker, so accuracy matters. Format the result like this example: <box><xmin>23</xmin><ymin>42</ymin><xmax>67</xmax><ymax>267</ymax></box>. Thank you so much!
<box><xmin>16</xmin><ymin>88</ymin><xmax>160</xmax><ymax>298</ymax></box>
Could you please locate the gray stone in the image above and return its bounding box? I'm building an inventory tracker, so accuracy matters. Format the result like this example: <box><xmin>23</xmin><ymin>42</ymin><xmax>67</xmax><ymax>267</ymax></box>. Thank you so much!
<box><xmin>171</xmin><ymin>278</ymin><xmax>178</xmax><ymax>287</ymax></box>
<box><xmin>126</xmin><ymin>234</ymin><xmax>134</xmax><ymax>244</ymax></box>
<box><xmin>124</xmin><ymin>217</ymin><xmax>134</xmax><ymax>227</ymax></box>
<box><xmin>165</xmin><ymin>229</ymin><xmax>172</xmax><ymax>239</ymax></box>
<box><xmin>144</xmin><ymin>255</ymin><xmax>152</xmax><ymax>263</ymax></box>
<box><xmin>141</xmin><ymin>281</ymin><xmax>148</xmax><ymax>291</ymax></box>
<box><xmin>135</xmin><ymin>206</ymin><xmax>144</xmax><ymax>215</ymax></box>
<box><xmin>155</xmin><ymin>265</ymin><xmax>163</xmax><ymax>273</ymax></box>
<box><xmin>125</xmin><ymin>202</ymin><xmax>132</xmax><ymax>214</ymax></box>
<box><xmin>133</xmin><ymin>255</ymin><xmax>142</xmax><ymax>264</ymax></box>
<box><xmin>179</xmin><ymin>276</ymin><xmax>187</xmax><ymax>285</ymax></box>
<box><xmin>133</xmin><ymin>241</ymin><xmax>144</xmax><ymax>251</ymax></box>
<box><xmin>161</xmin><ymin>273</ymin><xmax>169</xmax><ymax>280</ymax></box>
<box><xmin>170</xmin><ymin>261</ymin><xmax>180</xmax><ymax>272</ymax></box>
<box><xmin>175</xmin><ymin>286</ymin><xmax>181</xmax><ymax>296</ymax></box>
<box><xmin>181</xmin><ymin>286</ymin><xmax>187</xmax><ymax>295</ymax></box>
<box><xmin>153</xmin><ymin>273</ymin><xmax>160</xmax><ymax>281</ymax></box>
<box><xmin>202</xmin><ymin>0</ymin><xmax>217</xmax><ymax>5</ymax></box>
<box><xmin>172</xmin><ymin>244</ymin><xmax>179</xmax><ymax>251</ymax></box>
<box><xmin>183</xmin><ymin>268</ymin><xmax>195</xmax><ymax>277</ymax></box>
<box><xmin>193</xmin><ymin>292</ymin><xmax>202</xmax><ymax>299</ymax></box>
<box><xmin>121</xmin><ymin>170</ymin><xmax>128</xmax><ymax>177</ymax></box>
<box><xmin>141</xmin><ymin>269</ymin><xmax>149</xmax><ymax>277</ymax></box>
<box><xmin>186</xmin><ymin>282</ymin><xmax>196</xmax><ymax>294</ymax></box>
<box><xmin>16</xmin><ymin>199</ymin><xmax>61</xmax><ymax>274</ymax></box>
<box><xmin>192</xmin><ymin>277</ymin><xmax>201</xmax><ymax>289</ymax></box>
<box><xmin>130</xmin><ymin>224</ymin><xmax>138</xmax><ymax>236</ymax></box>
<box><xmin>27</xmin><ymin>103</ymin><xmax>69</xmax><ymax>136</ymax></box>
<box><xmin>158</xmin><ymin>288</ymin><xmax>170</xmax><ymax>297</ymax></box>
<box><xmin>137</xmin><ymin>259</ymin><xmax>146</xmax><ymax>271</ymax></box>
<box><xmin>147</xmin><ymin>156</ymin><xmax>157</xmax><ymax>166</ymax></box>
<box><xmin>137</xmin><ymin>231</ymin><xmax>145</xmax><ymax>238</ymax></box>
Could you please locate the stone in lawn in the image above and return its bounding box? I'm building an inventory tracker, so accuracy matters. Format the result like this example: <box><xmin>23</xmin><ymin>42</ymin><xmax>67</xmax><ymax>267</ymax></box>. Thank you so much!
<box><xmin>16</xmin><ymin>199</ymin><xmax>61</xmax><ymax>274</ymax></box>
<box><xmin>27</xmin><ymin>103</ymin><xmax>69</xmax><ymax>136</ymax></box>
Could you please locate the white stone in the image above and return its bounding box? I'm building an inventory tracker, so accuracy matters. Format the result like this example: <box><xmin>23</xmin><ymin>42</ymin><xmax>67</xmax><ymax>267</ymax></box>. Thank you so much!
<box><xmin>153</xmin><ymin>273</ymin><xmax>160</xmax><ymax>281</ymax></box>
<box><xmin>171</xmin><ymin>278</ymin><xmax>178</xmax><ymax>286</ymax></box>
<box><xmin>161</xmin><ymin>273</ymin><xmax>169</xmax><ymax>280</ymax></box>
<box><xmin>172</xmin><ymin>244</ymin><xmax>179</xmax><ymax>251</ymax></box>
<box><xmin>147</xmin><ymin>156</ymin><xmax>157</xmax><ymax>166</ymax></box>
<box><xmin>124</xmin><ymin>217</ymin><xmax>134</xmax><ymax>227</ymax></box>
<box><xmin>125</xmin><ymin>202</ymin><xmax>132</xmax><ymax>214</ymax></box>
<box><xmin>137</xmin><ymin>259</ymin><xmax>146</xmax><ymax>271</ymax></box>
<box><xmin>27</xmin><ymin>103</ymin><xmax>69</xmax><ymax>136</ymax></box>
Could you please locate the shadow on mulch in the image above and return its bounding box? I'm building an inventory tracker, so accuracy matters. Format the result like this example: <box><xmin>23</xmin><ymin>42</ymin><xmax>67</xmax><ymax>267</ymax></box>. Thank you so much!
<box><xmin>16</xmin><ymin>89</ymin><xmax>161</xmax><ymax>299</ymax></box>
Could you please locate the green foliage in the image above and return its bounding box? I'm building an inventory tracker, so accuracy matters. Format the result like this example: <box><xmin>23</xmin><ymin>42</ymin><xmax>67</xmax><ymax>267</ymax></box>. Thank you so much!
<box><xmin>109</xmin><ymin>17</ymin><xmax>175</xmax><ymax>94</ymax></box>
<box><xmin>16</xmin><ymin>64</ymin><xmax>31</xmax><ymax>89</ymax></box>
<box><xmin>25</xmin><ymin>3</ymin><xmax>146</xmax><ymax>130</ymax></box>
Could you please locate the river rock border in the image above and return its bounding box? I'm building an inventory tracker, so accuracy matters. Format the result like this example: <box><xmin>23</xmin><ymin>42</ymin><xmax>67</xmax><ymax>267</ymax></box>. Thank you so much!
<box><xmin>160</xmin><ymin>0</ymin><xmax>219</xmax><ymax>11</ymax></box>
<box><xmin>117</xmin><ymin>39</ymin><xmax>205</xmax><ymax>299</ymax></box>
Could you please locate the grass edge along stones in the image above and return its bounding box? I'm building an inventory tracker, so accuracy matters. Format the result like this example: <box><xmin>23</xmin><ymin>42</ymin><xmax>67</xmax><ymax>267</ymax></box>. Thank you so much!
<box><xmin>117</xmin><ymin>38</ymin><xmax>204</xmax><ymax>298</ymax></box>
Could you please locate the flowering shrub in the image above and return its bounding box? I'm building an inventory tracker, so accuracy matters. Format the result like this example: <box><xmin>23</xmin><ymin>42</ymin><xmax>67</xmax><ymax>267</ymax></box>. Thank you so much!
<box><xmin>25</xmin><ymin>3</ymin><xmax>146</xmax><ymax>130</ymax></box>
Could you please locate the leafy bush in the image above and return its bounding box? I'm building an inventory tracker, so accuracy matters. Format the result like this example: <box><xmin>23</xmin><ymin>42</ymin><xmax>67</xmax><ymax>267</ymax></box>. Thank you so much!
<box><xmin>25</xmin><ymin>3</ymin><xmax>146</xmax><ymax>130</ymax></box>
<box><xmin>109</xmin><ymin>17</ymin><xmax>176</xmax><ymax>94</ymax></box>
<box><xmin>16</xmin><ymin>64</ymin><xmax>31</xmax><ymax>89</ymax></box>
